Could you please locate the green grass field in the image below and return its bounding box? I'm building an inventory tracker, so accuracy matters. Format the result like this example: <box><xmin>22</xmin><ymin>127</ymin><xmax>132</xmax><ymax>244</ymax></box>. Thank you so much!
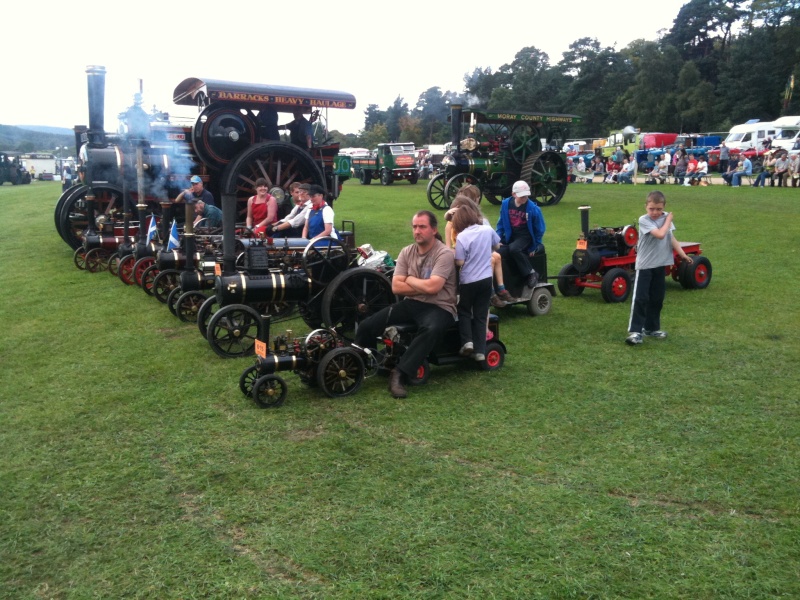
<box><xmin>1</xmin><ymin>179</ymin><xmax>798</xmax><ymax>599</ymax></box>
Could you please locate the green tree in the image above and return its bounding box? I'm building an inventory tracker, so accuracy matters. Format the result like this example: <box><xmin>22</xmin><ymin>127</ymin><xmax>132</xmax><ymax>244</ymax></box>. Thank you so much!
<box><xmin>611</xmin><ymin>41</ymin><xmax>683</xmax><ymax>131</ymax></box>
<box><xmin>360</xmin><ymin>123</ymin><xmax>389</xmax><ymax>150</ymax></box>
<box><xmin>363</xmin><ymin>104</ymin><xmax>385</xmax><ymax>131</ymax></box>
<box><xmin>558</xmin><ymin>38</ymin><xmax>635</xmax><ymax>137</ymax></box>
<box><xmin>384</xmin><ymin>96</ymin><xmax>409</xmax><ymax>141</ymax></box>
<box><xmin>413</xmin><ymin>87</ymin><xmax>453</xmax><ymax>144</ymax></box>
<box><xmin>398</xmin><ymin>115</ymin><xmax>423</xmax><ymax>146</ymax></box>
<box><xmin>675</xmin><ymin>61</ymin><xmax>716</xmax><ymax>131</ymax></box>
<box><xmin>664</xmin><ymin>0</ymin><xmax>745</xmax><ymax>82</ymax></box>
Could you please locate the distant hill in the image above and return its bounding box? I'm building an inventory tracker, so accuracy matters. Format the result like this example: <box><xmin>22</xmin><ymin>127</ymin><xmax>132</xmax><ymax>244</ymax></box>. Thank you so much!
<box><xmin>0</xmin><ymin>124</ymin><xmax>75</xmax><ymax>154</ymax></box>
<box><xmin>18</xmin><ymin>125</ymin><xmax>74</xmax><ymax>136</ymax></box>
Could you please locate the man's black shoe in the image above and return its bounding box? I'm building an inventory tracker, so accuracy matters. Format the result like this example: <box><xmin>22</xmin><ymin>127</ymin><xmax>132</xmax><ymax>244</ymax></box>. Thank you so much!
<box><xmin>389</xmin><ymin>368</ymin><xmax>408</xmax><ymax>399</ymax></box>
<box><xmin>526</xmin><ymin>271</ymin><xmax>539</xmax><ymax>289</ymax></box>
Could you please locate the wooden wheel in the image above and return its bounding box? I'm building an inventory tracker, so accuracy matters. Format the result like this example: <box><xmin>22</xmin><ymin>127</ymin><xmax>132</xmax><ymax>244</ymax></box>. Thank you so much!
<box><xmin>118</xmin><ymin>254</ymin><xmax>136</xmax><ymax>285</ymax></box>
<box><xmin>85</xmin><ymin>247</ymin><xmax>111</xmax><ymax>273</ymax></box>
<box><xmin>220</xmin><ymin>141</ymin><xmax>325</xmax><ymax>214</ymax></box>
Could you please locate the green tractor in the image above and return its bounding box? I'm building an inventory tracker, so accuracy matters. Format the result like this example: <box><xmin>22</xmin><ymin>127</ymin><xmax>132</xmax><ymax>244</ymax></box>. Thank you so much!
<box><xmin>426</xmin><ymin>105</ymin><xmax>580</xmax><ymax>209</ymax></box>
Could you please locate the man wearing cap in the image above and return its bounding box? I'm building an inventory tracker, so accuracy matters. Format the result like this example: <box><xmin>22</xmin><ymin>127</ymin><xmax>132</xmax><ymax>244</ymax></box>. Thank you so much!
<box><xmin>269</xmin><ymin>182</ymin><xmax>311</xmax><ymax>238</ymax></box>
<box><xmin>495</xmin><ymin>181</ymin><xmax>545</xmax><ymax>289</ymax></box>
<box><xmin>353</xmin><ymin>210</ymin><xmax>457</xmax><ymax>399</ymax></box>
<box><xmin>175</xmin><ymin>175</ymin><xmax>215</xmax><ymax>207</ymax></box>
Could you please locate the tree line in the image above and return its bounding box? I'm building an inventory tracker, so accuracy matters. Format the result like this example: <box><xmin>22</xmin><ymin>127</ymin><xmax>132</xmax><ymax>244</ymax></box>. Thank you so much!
<box><xmin>331</xmin><ymin>0</ymin><xmax>800</xmax><ymax>149</ymax></box>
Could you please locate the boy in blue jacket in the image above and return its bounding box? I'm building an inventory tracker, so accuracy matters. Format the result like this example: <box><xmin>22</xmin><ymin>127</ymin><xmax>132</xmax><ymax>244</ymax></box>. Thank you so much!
<box><xmin>496</xmin><ymin>181</ymin><xmax>545</xmax><ymax>289</ymax></box>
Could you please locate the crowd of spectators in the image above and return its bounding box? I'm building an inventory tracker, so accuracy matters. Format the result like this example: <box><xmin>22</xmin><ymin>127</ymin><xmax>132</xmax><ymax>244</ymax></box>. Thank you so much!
<box><xmin>567</xmin><ymin>145</ymin><xmax>800</xmax><ymax>188</ymax></box>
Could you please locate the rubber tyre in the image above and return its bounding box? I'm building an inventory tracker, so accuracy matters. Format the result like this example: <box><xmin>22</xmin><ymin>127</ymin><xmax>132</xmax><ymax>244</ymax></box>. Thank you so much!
<box><xmin>557</xmin><ymin>264</ymin><xmax>584</xmax><ymax>297</ymax></box>
<box><xmin>408</xmin><ymin>358</ymin><xmax>430</xmax><ymax>386</ymax></box>
<box><xmin>380</xmin><ymin>169</ymin><xmax>393</xmax><ymax>186</ymax></box>
<box><xmin>600</xmin><ymin>268</ymin><xmax>632</xmax><ymax>303</ymax></box>
<box><xmin>527</xmin><ymin>287</ymin><xmax>552</xmax><ymax>316</ymax></box>
<box><xmin>684</xmin><ymin>256</ymin><xmax>712</xmax><ymax>289</ymax></box>
<box><xmin>480</xmin><ymin>342</ymin><xmax>505</xmax><ymax>371</ymax></box>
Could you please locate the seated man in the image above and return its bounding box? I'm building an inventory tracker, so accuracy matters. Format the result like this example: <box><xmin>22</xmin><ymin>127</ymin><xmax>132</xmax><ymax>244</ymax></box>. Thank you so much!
<box><xmin>268</xmin><ymin>182</ymin><xmax>311</xmax><ymax>238</ymax></box>
<box><xmin>687</xmin><ymin>156</ymin><xmax>708</xmax><ymax>185</ymax></box>
<box><xmin>496</xmin><ymin>181</ymin><xmax>545</xmax><ymax>290</ymax></box>
<box><xmin>648</xmin><ymin>154</ymin><xmax>669</xmax><ymax>183</ymax></box>
<box><xmin>753</xmin><ymin>153</ymin><xmax>776</xmax><ymax>187</ymax></box>
<box><xmin>353</xmin><ymin>210</ymin><xmax>457</xmax><ymax>399</ymax></box>
<box><xmin>721</xmin><ymin>156</ymin><xmax>740</xmax><ymax>185</ymax></box>
<box><xmin>771</xmin><ymin>153</ymin><xmax>790</xmax><ymax>187</ymax></box>
<box><xmin>574</xmin><ymin>157</ymin><xmax>592</xmax><ymax>182</ymax></box>
<box><xmin>731</xmin><ymin>155</ymin><xmax>753</xmax><ymax>187</ymax></box>
<box><xmin>788</xmin><ymin>153</ymin><xmax>800</xmax><ymax>188</ymax></box>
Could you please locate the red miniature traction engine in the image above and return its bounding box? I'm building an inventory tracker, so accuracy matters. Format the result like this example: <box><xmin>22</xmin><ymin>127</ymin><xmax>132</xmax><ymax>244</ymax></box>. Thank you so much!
<box><xmin>557</xmin><ymin>205</ymin><xmax>712</xmax><ymax>303</ymax></box>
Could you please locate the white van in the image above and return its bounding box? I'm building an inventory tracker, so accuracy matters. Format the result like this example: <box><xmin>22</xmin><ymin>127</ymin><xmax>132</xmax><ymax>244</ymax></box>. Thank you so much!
<box><xmin>723</xmin><ymin>120</ymin><xmax>780</xmax><ymax>151</ymax></box>
<box><xmin>770</xmin><ymin>116</ymin><xmax>800</xmax><ymax>151</ymax></box>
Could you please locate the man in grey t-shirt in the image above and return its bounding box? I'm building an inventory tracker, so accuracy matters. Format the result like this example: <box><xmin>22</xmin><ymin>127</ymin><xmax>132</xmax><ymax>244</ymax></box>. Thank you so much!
<box><xmin>354</xmin><ymin>210</ymin><xmax>457</xmax><ymax>398</ymax></box>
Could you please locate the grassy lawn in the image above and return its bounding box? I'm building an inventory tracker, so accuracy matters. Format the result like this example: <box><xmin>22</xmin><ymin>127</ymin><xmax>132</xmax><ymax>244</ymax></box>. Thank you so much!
<box><xmin>1</xmin><ymin>179</ymin><xmax>798</xmax><ymax>599</ymax></box>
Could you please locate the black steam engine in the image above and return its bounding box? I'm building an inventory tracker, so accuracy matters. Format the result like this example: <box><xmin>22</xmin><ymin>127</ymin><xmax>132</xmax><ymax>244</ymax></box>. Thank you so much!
<box><xmin>204</xmin><ymin>235</ymin><xmax>395</xmax><ymax>359</ymax></box>
<box><xmin>54</xmin><ymin>66</ymin><xmax>356</xmax><ymax>262</ymax></box>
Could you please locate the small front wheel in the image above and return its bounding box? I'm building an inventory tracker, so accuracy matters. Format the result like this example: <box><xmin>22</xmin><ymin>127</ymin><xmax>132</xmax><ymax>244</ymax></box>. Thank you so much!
<box><xmin>239</xmin><ymin>364</ymin><xmax>260</xmax><ymax>397</ymax></box>
<box><xmin>252</xmin><ymin>375</ymin><xmax>288</xmax><ymax>408</ymax></box>
<box><xmin>480</xmin><ymin>342</ymin><xmax>505</xmax><ymax>371</ymax></box>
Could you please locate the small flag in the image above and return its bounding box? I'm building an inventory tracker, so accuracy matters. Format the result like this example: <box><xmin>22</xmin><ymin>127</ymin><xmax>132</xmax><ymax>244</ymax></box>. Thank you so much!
<box><xmin>167</xmin><ymin>219</ymin><xmax>180</xmax><ymax>250</ymax></box>
<box><xmin>146</xmin><ymin>213</ymin><xmax>158</xmax><ymax>243</ymax></box>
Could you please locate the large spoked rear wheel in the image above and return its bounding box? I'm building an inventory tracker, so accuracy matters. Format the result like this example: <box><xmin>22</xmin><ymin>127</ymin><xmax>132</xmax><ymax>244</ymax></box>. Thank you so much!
<box><xmin>321</xmin><ymin>267</ymin><xmax>394</xmax><ymax>341</ymax></box>
<box><xmin>520</xmin><ymin>151</ymin><xmax>568</xmax><ymax>206</ymax></box>
<box><xmin>221</xmin><ymin>142</ymin><xmax>326</xmax><ymax>212</ymax></box>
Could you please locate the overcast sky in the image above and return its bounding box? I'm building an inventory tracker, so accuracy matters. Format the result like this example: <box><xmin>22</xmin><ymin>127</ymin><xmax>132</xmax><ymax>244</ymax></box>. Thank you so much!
<box><xmin>3</xmin><ymin>0</ymin><xmax>688</xmax><ymax>138</ymax></box>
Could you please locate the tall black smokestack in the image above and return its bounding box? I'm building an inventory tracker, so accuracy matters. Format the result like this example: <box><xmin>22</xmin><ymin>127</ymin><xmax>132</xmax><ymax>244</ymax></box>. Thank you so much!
<box><xmin>450</xmin><ymin>104</ymin><xmax>462</xmax><ymax>152</ymax></box>
<box><xmin>579</xmin><ymin>205</ymin><xmax>591</xmax><ymax>238</ymax></box>
<box><xmin>86</xmin><ymin>65</ymin><xmax>106</xmax><ymax>147</ymax></box>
